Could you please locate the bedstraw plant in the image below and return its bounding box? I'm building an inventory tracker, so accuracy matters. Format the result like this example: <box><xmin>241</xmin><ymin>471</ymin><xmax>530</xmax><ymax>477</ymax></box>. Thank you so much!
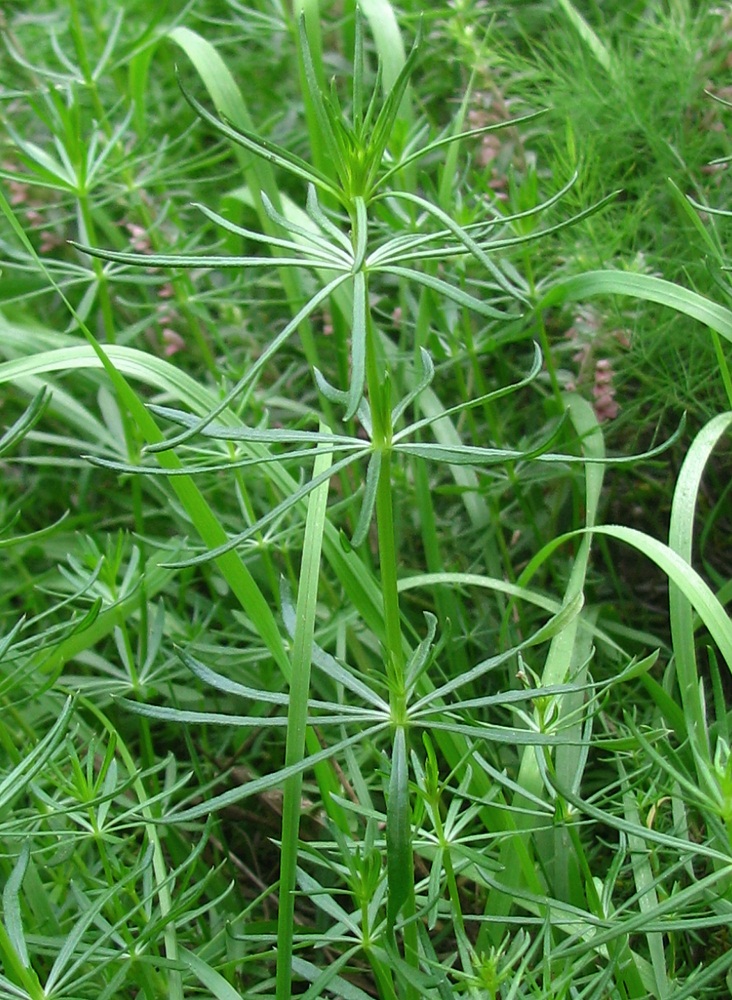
<box><xmin>1</xmin><ymin>1</ymin><xmax>732</xmax><ymax>998</ymax></box>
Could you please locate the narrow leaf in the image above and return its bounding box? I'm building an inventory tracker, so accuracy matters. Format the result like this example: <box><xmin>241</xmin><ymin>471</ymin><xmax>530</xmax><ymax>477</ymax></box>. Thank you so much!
<box><xmin>3</xmin><ymin>844</ymin><xmax>31</xmax><ymax>968</ymax></box>
<box><xmin>386</xmin><ymin>726</ymin><xmax>412</xmax><ymax>931</ymax></box>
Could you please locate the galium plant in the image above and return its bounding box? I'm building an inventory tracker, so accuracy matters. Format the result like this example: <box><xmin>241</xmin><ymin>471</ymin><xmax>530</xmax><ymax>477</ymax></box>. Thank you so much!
<box><xmin>64</xmin><ymin>8</ymin><xmax>691</xmax><ymax>996</ymax></box>
<box><xmin>2</xmin><ymin>1</ymin><xmax>732</xmax><ymax>998</ymax></box>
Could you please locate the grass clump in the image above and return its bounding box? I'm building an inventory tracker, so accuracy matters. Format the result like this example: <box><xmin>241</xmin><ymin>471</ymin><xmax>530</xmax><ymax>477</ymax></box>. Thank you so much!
<box><xmin>0</xmin><ymin>1</ymin><xmax>731</xmax><ymax>998</ymax></box>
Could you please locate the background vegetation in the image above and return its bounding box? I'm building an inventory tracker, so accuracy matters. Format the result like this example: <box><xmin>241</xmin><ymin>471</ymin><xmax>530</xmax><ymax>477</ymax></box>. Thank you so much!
<box><xmin>0</xmin><ymin>1</ymin><xmax>731</xmax><ymax>997</ymax></box>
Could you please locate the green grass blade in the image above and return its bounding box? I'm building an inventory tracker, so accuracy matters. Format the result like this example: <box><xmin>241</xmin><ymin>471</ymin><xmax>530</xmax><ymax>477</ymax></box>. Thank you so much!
<box><xmin>556</xmin><ymin>0</ymin><xmax>614</xmax><ymax>74</ymax></box>
<box><xmin>668</xmin><ymin>413</ymin><xmax>732</xmax><ymax>758</ymax></box>
<box><xmin>358</xmin><ymin>0</ymin><xmax>409</xmax><ymax>98</ymax></box>
<box><xmin>591</xmin><ymin>526</ymin><xmax>732</xmax><ymax>670</ymax></box>
<box><xmin>540</xmin><ymin>270</ymin><xmax>732</xmax><ymax>347</ymax></box>
<box><xmin>276</xmin><ymin>435</ymin><xmax>333</xmax><ymax>1000</ymax></box>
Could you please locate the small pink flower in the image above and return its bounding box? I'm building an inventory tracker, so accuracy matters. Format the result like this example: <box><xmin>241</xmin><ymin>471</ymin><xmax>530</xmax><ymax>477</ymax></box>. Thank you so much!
<box><xmin>592</xmin><ymin>359</ymin><xmax>619</xmax><ymax>422</ymax></box>
<box><xmin>124</xmin><ymin>222</ymin><xmax>152</xmax><ymax>253</ymax></box>
<box><xmin>39</xmin><ymin>231</ymin><xmax>62</xmax><ymax>253</ymax></box>
<box><xmin>162</xmin><ymin>328</ymin><xmax>185</xmax><ymax>356</ymax></box>
<box><xmin>9</xmin><ymin>180</ymin><xmax>28</xmax><ymax>206</ymax></box>
<box><xmin>594</xmin><ymin>395</ymin><xmax>620</xmax><ymax>422</ymax></box>
<box><xmin>594</xmin><ymin>358</ymin><xmax>614</xmax><ymax>384</ymax></box>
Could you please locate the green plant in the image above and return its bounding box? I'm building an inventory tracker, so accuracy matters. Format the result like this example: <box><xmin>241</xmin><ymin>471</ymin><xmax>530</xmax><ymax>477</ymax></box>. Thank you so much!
<box><xmin>2</xmin><ymin>2</ymin><xmax>732</xmax><ymax>998</ymax></box>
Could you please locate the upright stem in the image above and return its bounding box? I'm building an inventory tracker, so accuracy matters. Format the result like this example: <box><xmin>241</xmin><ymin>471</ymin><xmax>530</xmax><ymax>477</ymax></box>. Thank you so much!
<box><xmin>362</xmin><ymin>286</ymin><xmax>405</xmax><ymax>701</ymax></box>
<box><xmin>369</xmin><ymin>388</ymin><xmax>405</xmax><ymax>682</ymax></box>
<box><xmin>361</xmin><ymin>268</ymin><xmax>419</xmax><ymax>988</ymax></box>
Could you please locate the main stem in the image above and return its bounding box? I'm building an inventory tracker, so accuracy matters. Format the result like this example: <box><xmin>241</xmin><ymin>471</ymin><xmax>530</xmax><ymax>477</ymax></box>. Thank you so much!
<box><xmin>361</xmin><ymin>272</ymin><xmax>419</xmax><ymax>986</ymax></box>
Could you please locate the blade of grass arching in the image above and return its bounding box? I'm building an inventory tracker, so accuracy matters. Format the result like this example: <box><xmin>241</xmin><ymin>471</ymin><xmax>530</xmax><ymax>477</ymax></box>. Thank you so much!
<box><xmin>668</xmin><ymin>413</ymin><xmax>732</xmax><ymax>767</ymax></box>
<box><xmin>540</xmin><ymin>270</ymin><xmax>732</xmax><ymax>348</ymax></box>
<box><xmin>584</xmin><ymin>527</ymin><xmax>732</xmax><ymax>669</ymax></box>
<box><xmin>167</xmin><ymin>26</ymin><xmax>330</xmax><ymax>385</ymax></box>
<box><xmin>276</xmin><ymin>438</ymin><xmax>332</xmax><ymax>1000</ymax></box>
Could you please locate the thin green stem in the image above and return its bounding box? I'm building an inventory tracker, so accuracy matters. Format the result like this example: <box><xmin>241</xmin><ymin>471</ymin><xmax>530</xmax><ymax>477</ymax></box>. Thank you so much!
<box><xmin>360</xmin><ymin>263</ymin><xmax>419</xmax><ymax>988</ymax></box>
<box><xmin>275</xmin><ymin>440</ymin><xmax>332</xmax><ymax>1000</ymax></box>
